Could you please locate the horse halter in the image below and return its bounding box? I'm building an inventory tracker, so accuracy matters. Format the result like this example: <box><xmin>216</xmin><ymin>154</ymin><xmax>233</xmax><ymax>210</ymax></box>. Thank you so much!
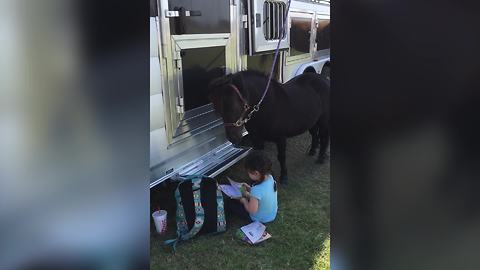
<box><xmin>223</xmin><ymin>84</ymin><xmax>259</xmax><ymax>127</ymax></box>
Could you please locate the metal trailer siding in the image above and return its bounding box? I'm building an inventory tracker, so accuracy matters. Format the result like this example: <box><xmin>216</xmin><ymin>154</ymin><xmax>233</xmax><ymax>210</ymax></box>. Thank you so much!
<box><xmin>150</xmin><ymin>0</ymin><xmax>329</xmax><ymax>187</ymax></box>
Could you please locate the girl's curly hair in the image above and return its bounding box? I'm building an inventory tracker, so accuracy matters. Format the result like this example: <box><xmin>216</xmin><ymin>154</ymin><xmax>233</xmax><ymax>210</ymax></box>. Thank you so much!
<box><xmin>244</xmin><ymin>150</ymin><xmax>276</xmax><ymax>191</ymax></box>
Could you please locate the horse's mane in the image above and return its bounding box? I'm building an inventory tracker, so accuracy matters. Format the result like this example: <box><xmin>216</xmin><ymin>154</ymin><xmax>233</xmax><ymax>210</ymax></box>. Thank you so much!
<box><xmin>234</xmin><ymin>70</ymin><xmax>282</xmax><ymax>87</ymax></box>
<box><xmin>233</xmin><ymin>70</ymin><xmax>287</xmax><ymax>98</ymax></box>
<box><xmin>208</xmin><ymin>70</ymin><xmax>288</xmax><ymax>105</ymax></box>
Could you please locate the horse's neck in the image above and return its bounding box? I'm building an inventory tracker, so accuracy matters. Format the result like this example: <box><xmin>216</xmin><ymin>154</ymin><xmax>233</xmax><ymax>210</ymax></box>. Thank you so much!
<box><xmin>242</xmin><ymin>77</ymin><xmax>290</xmax><ymax>134</ymax></box>
<box><xmin>244</xmin><ymin>76</ymin><xmax>288</xmax><ymax>108</ymax></box>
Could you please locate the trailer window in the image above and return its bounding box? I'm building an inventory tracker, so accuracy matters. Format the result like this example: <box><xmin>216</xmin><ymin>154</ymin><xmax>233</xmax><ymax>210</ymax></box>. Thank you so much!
<box><xmin>181</xmin><ymin>46</ymin><xmax>226</xmax><ymax>111</ymax></box>
<box><xmin>316</xmin><ymin>19</ymin><xmax>330</xmax><ymax>51</ymax></box>
<box><xmin>290</xmin><ymin>17</ymin><xmax>312</xmax><ymax>56</ymax></box>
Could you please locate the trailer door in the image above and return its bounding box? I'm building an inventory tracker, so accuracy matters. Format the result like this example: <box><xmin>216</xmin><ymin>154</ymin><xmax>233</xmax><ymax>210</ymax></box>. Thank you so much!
<box><xmin>158</xmin><ymin>0</ymin><xmax>238</xmax><ymax>142</ymax></box>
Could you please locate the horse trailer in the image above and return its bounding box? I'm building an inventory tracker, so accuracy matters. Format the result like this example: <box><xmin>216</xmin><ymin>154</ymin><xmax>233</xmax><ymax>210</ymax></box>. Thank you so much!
<box><xmin>150</xmin><ymin>0</ymin><xmax>330</xmax><ymax>188</ymax></box>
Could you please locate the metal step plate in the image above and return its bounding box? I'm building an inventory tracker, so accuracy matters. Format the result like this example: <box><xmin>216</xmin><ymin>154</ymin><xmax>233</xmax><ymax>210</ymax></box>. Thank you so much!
<box><xmin>150</xmin><ymin>142</ymin><xmax>251</xmax><ymax>188</ymax></box>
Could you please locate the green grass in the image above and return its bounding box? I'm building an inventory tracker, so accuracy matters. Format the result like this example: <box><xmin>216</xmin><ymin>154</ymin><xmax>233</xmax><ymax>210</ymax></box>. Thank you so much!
<box><xmin>150</xmin><ymin>132</ymin><xmax>330</xmax><ymax>269</ymax></box>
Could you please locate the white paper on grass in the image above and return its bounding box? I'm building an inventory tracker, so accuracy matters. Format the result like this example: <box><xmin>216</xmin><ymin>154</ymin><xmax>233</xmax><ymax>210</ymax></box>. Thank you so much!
<box><xmin>240</xmin><ymin>221</ymin><xmax>266</xmax><ymax>244</ymax></box>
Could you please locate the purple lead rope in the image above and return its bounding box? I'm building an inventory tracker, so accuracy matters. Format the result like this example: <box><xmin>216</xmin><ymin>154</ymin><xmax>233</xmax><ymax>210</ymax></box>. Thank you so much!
<box><xmin>257</xmin><ymin>0</ymin><xmax>292</xmax><ymax>108</ymax></box>
<box><xmin>225</xmin><ymin>0</ymin><xmax>292</xmax><ymax>127</ymax></box>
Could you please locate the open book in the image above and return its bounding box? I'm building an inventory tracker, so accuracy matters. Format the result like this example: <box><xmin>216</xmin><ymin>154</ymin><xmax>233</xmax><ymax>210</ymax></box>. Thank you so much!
<box><xmin>218</xmin><ymin>177</ymin><xmax>243</xmax><ymax>199</ymax></box>
<box><xmin>236</xmin><ymin>221</ymin><xmax>272</xmax><ymax>245</ymax></box>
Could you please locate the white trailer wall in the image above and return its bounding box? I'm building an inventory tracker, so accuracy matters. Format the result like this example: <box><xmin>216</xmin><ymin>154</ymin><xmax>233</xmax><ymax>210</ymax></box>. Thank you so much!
<box><xmin>150</xmin><ymin>17</ymin><xmax>167</xmax><ymax>167</ymax></box>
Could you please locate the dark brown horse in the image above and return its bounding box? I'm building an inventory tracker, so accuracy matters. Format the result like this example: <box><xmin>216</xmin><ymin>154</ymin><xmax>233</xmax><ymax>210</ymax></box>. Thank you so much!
<box><xmin>208</xmin><ymin>70</ymin><xmax>330</xmax><ymax>183</ymax></box>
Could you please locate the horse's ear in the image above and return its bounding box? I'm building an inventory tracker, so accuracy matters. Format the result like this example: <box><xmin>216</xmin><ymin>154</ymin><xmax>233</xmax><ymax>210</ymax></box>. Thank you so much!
<box><xmin>207</xmin><ymin>77</ymin><xmax>226</xmax><ymax>115</ymax></box>
<box><xmin>208</xmin><ymin>74</ymin><xmax>233</xmax><ymax>114</ymax></box>
<box><xmin>208</xmin><ymin>74</ymin><xmax>232</xmax><ymax>92</ymax></box>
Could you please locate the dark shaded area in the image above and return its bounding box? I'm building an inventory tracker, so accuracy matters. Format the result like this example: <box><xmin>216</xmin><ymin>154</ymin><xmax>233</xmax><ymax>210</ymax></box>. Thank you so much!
<box><xmin>150</xmin><ymin>0</ymin><xmax>158</xmax><ymax>17</ymax></box>
<box><xmin>181</xmin><ymin>47</ymin><xmax>226</xmax><ymax>111</ymax></box>
<box><xmin>316</xmin><ymin>19</ymin><xmax>330</xmax><ymax>51</ymax></box>
<box><xmin>80</xmin><ymin>0</ymin><xmax>146</xmax><ymax>58</ymax></box>
<box><xmin>333</xmin><ymin>0</ymin><xmax>480</xmax><ymax>269</ymax></box>
<box><xmin>4</xmin><ymin>0</ymin><xmax>150</xmax><ymax>269</ymax></box>
<box><xmin>168</xmin><ymin>0</ymin><xmax>230</xmax><ymax>35</ymax></box>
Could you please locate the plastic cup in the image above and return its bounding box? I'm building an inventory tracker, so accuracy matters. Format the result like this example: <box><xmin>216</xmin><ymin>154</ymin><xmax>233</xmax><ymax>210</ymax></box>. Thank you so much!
<box><xmin>152</xmin><ymin>210</ymin><xmax>167</xmax><ymax>234</ymax></box>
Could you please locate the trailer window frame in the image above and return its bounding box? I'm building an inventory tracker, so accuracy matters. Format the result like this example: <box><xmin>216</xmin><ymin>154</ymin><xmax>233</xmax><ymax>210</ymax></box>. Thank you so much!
<box><xmin>165</xmin><ymin>33</ymin><xmax>236</xmax><ymax>144</ymax></box>
<box><xmin>313</xmin><ymin>13</ymin><xmax>330</xmax><ymax>58</ymax></box>
<box><xmin>286</xmin><ymin>11</ymin><xmax>315</xmax><ymax>64</ymax></box>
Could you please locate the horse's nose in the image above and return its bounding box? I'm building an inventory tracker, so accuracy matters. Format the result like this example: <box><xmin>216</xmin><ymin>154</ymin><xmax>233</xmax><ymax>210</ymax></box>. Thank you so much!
<box><xmin>231</xmin><ymin>138</ymin><xmax>241</xmax><ymax>147</ymax></box>
<box><xmin>228</xmin><ymin>135</ymin><xmax>242</xmax><ymax>146</ymax></box>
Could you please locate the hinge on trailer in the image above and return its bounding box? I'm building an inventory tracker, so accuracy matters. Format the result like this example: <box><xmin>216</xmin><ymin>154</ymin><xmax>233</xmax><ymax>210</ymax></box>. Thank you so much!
<box><xmin>230</xmin><ymin>0</ymin><xmax>237</xmax><ymax>6</ymax></box>
<box><xmin>173</xmin><ymin>50</ymin><xmax>182</xmax><ymax>69</ymax></box>
<box><xmin>165</xmin><ymin>9</ymin><xmax>202</xmax><ymax>18</ymax></box>
<box><xmin>242</xmin><ymin>15</ymin><xmax>248</xmax><ymax>29</ymax></box>
<box><xmin>176</xmin><ymin>97</ymin><xmax>184</xmax><ymax>114</ymax></box>
<box><xmin>174</xmin><ymin>59</ymin><xmax>181</xmax><ymax>69</ymax></box>
<box><xmin>165</xmin><ymin>10</ymin><xmax>180</xmax><ymax>18</ymax></box>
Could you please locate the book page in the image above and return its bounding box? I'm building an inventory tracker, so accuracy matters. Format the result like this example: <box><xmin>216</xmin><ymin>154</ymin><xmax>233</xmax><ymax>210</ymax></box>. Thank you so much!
<box><xmin>240</xmin><ymin>221</ymin><xmax>266</xmax><ymax>244</ymax></box>
<box><xmin>219</xmin><ymin>184</ymin><xmax>242</xmax><ymax>198</ymax></box>
<box><xmin>226</xmin><ymin>176</ymin><xmax>242</xmax><ymax>188</ymax></box>
<box><xmin>250</xmin><ymin>231</ymin><xmax>271</xmax><ymax>245</ymax></box>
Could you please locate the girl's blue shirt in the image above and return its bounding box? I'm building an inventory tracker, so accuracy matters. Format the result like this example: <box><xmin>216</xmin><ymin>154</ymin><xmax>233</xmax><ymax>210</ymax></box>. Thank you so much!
<box><xmin>249</xmin><ymin>175</ymin><xmax>277</xmax><ymax>223</ymax></box>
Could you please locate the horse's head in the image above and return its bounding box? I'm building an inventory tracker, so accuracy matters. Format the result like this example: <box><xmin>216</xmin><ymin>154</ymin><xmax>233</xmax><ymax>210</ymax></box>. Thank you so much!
<box><xmin>208</xmin><ymin>75</ymin><xmax>248</xmax><ymax>145</ymax></box>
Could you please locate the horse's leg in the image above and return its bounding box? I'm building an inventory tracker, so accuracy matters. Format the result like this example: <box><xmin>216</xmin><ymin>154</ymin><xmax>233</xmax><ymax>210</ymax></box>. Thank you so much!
<box><xmin>308</xmin><ymin>123</ymin><xmax>320</xmax><ymax>156</ymax></box>
<box><xmin>317</xmin><ymin>121</ymin><xmax>330</xmax><ymax>164</ymax></box>
<box><xmin>276</xmin><ymin>138</ymin><xmax>288</xmax><ymax>184</ymax></box>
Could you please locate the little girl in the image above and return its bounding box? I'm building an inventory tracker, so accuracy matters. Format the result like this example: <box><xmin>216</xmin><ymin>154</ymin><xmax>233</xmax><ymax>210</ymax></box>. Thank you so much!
<box><xmin>226</xmin><ymin>151</ymin><xmax>278</xmax><ymax>223</ymax></box>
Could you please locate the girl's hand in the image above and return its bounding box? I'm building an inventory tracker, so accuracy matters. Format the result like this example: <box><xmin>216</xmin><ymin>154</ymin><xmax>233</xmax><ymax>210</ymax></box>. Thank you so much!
<box><xmin>241</xmin><ymin>183</ymin><xmax>251</xmax><ymax>192</ymax></box>
<box><xmin>240</xmin><ymin>187</ymin><xmax>250</xmax><ymax>198</ymax></box>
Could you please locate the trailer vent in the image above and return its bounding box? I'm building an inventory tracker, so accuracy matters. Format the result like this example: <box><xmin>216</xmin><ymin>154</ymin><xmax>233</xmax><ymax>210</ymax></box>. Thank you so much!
<box><xmin>263</xmin><ymin>1</ymin><xmax>287</xmax><ymax>40</ymax></box>
<box><xmin>248</xmin><ymin>0</ymin><xmax>289</xmax><ymax>55</ymax></box>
